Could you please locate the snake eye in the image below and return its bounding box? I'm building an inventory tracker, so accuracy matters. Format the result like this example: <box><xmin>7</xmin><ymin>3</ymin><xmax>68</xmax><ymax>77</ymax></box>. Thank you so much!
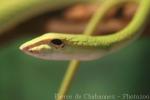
<box><xmin>50</xmin><ymin>39</ymin><xmax>64</xmax><ymax>48</ymax></box>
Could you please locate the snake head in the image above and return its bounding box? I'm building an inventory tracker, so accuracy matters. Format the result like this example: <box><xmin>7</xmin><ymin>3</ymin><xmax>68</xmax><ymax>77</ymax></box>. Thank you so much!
<box><xmin>19</xmin><ymin>33</ymin><xmax>69</xmax><ymax>60</ymax></box>
<box><xmin>19</xmin><ymin>33</ymin><xmax>102</xmax><ymax>61</ymax></box>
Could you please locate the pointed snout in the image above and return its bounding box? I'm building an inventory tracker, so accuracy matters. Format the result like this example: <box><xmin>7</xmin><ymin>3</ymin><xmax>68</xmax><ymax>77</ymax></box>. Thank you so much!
<box><xmin>19</xmin><ymin>44</ymin><xmax>26</xmax><ymax>51</ymax></box>
<box><xmin>19</xmin><ymin>43</ymin><xmax>28</xmax><ymax>52</ymax></box>
<box><xmin>20</xmin><ymin>45</ymin><xmax>40</xmax><ymax>57</ymax></box>
<box><xmin>19</xmin><ymin>42</ymin><xmax>38</xmax><ymax>54</ymax></box>
<box><xmin>19</xmin><ymin>41</ymin><xmax>33</xmax><ymax>52</ymax></box>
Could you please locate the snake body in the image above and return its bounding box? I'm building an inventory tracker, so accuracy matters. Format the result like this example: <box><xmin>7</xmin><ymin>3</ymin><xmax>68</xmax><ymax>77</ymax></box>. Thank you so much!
<box><xmin>0</xmin><ymin>0</ymin><xmax>149</xmax><ymax>60</ymax></box>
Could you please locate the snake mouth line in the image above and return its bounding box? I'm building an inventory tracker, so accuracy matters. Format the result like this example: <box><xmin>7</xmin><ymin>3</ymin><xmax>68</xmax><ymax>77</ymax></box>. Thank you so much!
<box><xmin>19</xmin><ymin>45</ymin><xmax>39</xmax><ymax>54</ymax></box>
<box><xmin>19</xmin><ymin>39</ymin><xmax>50</xmax><ymax>53</ymax></box>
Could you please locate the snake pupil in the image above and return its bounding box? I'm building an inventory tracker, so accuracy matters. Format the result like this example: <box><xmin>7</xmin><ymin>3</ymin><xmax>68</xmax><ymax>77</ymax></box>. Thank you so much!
<box><xmin>51</xmin><ymin>39</ymin><xmax>63</xmax><ymax>45</ymax></box>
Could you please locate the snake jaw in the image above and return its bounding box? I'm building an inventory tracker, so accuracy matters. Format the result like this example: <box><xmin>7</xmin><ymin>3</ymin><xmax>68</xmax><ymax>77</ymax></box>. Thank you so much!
<box><xmin>19</xmin><ymin>43</ymin><xmax>39</xmax><ymax>56</ymax></box>
<box><xmin>19</xmin><ymin>39</ymin><xmax>51</xmax><ymax>56</ymax></box>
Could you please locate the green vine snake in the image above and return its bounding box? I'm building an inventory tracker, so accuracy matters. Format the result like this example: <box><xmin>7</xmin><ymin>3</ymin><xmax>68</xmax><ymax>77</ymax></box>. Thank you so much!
<box><xmin>0</xmin><ymin>0</ymin><xmax>149</xmax><ymax>61</ymax></box>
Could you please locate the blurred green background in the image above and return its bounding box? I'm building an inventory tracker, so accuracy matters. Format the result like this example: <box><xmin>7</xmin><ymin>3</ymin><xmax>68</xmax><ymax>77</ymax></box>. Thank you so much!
<box><xmin>0</xmin><ymin>36</ymin><xmax>150</xmax><ymax>100</ymax></box>
<box><xmin>0</xmin><ymin>0</ymin><xmax>150</xmax><ymax>99</ymax></box>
